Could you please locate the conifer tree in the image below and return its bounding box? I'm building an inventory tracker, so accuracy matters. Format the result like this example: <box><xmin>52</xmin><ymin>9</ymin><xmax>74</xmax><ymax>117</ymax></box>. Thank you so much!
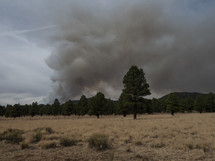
<box><xmin>122</xmin><ymin>66</ymin><xmax>150</xmax><ymax>119</ymax></box>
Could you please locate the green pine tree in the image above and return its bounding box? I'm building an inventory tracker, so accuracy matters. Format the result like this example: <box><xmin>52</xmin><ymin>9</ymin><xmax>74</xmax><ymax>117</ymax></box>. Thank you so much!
<box><xmin>122</xmin><ymin>66</ymin><xmax>150</xmax><ymax>119</ymax></box>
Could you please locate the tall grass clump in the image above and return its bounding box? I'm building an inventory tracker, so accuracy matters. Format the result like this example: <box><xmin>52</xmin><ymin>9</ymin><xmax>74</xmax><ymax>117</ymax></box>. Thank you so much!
<box><xmin>88</xmin><ymin>133</ymin><xmax>111</xmax><ymax>150</ymax></box>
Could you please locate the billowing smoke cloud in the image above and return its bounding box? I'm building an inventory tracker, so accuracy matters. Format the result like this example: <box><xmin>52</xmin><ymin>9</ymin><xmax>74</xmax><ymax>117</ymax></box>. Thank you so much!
<box><xmin>45</xmin><ymin>0</ymin><xmax>215</xmax><ymax>102</ymax></box>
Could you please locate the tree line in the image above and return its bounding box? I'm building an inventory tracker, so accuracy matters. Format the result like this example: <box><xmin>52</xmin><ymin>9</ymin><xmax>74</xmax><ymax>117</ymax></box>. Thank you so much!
<box><xmin>0</xmin><ymin>92</ymin><xmax>215</xmax><ymax>118</ymax></box>
<box><xmin>0</xmin><ymin>66</ymin><xmax>215</xmax><ymax>118</ymax></box>
<box><xmin>158</xmin><ymin>92</ymin><xmax>215</xmax><ymax>115</ymax></box>
<box><xmin>0</xmin><ymin>93</ymin><xmax>150</xmax><ymax>118</ymax></box>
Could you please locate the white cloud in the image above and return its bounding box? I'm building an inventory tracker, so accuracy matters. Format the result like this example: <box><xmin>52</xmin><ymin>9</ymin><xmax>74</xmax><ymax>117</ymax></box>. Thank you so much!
<box><xmin>0</xmin><ymin>93</ymin><xmax>46</xmax><ymax>105</ymax></box>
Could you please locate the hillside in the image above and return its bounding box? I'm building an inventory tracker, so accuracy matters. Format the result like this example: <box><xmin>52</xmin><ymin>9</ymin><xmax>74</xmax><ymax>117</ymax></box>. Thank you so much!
<box><xmin>159</xmin><ymin>92</ymin><xmax>206</xmax><ymax>101</ymax></box>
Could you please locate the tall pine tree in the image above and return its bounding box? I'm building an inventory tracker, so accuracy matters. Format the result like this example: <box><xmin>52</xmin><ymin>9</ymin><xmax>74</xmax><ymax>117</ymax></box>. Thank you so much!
<box><xmin>122</xmin><ymin>66</ymin><xmax>150</xmax><ymax>119</ymax></box>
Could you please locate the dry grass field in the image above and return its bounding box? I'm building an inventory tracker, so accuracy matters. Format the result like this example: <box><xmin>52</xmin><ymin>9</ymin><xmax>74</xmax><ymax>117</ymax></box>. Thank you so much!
<box><xmin>0</xmin><ymin>113</ymin><xmax>215</xmax><ymax>161</ymax></box>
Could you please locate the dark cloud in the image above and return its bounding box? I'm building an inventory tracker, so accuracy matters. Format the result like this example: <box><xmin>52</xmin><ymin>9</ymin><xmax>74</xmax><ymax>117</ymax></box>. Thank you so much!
<box><xmin>44</xmin><ymin>0</ymin><xmax>215</xmax><ymax>102</ymax></box>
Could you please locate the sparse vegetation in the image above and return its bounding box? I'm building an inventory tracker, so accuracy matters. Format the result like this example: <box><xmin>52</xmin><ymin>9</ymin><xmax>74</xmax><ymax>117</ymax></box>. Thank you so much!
<box><xmin>88</xmin><ymin>133</ymin><xmax>111</xmax><ymax>150</ymax></box>
<box><xmin>0</xmin><ymin>114</ymin><xmax>214</xmax><ymax>161</ymax></box>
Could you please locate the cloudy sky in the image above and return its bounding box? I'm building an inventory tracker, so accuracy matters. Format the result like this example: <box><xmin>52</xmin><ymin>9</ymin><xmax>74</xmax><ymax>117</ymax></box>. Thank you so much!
<box><xmin>0</xmin><ymin>0</ymin><xmax>215</xmax><ymax>105</ymax></box>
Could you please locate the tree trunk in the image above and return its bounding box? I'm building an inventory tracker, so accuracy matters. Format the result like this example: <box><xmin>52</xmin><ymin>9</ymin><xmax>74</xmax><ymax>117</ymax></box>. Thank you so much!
<box><xmin>133</xmin><ymin>104</ymin><xmax>137</xmax><ymax>119</ymax></box>
<box><xmin>96</xmin><ymin>113</ymin><xmax>100</xmax><ymax>118</ymax></box>
<box><xmin>123</xmin><ymin>111</ymin><xmax>126</xmax><ymax>117</ymax></box>
<box><xmin>134</xmin><ymin>112</ymin><xmax>137</xmax><ymax>119</ymax></box>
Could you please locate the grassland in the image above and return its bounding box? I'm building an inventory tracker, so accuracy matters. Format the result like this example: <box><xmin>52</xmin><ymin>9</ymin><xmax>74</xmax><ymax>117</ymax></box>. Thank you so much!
<box><xmin>0</xmin><ymin>113</ymin><xmax>215</xmax><ymax>161</ymax></box>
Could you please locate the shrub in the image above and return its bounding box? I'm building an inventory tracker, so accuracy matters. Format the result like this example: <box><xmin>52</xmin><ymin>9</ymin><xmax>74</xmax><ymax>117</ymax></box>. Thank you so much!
<box><xmin>0</xmin><ymin>129</ymin><xmax>24</xmax><ymax>144</ymax></box>
<box><xmin>42</xmin><ymin>142</ymin><xmax>57</xmax><ymax>149</ymax></box>
<box><xmin>31</xmin><ymin>131</ymin><xmax>42</xmax><ymax>143</ymax></box>
<box><xmin>60</xmin><ymin>137</ymin><xmax>78</xmax><ymax>147</ymax></box>
<box><xmin>45</xmin><ymin>127</ymin><xmax>54</xmax><ymax>134</ymax></box>
<box><xmin>88</xmin><ymin>133</ymin><xmax>111</xmax><ymax>150</ymax></box>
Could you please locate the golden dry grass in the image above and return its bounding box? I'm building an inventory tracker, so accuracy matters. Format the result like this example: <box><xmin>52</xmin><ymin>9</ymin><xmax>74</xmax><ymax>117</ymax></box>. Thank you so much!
<box><xmin>0</xmin><ymin>113</ymin><xmax>215</xmax><ymax>161</ymax></box>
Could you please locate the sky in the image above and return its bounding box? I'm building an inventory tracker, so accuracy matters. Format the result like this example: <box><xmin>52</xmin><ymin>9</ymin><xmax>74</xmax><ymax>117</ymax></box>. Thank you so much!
<box><xmin>0</xmin><ymin>0</ymin><xmax>215</xmax><ymax>105</ymax></box>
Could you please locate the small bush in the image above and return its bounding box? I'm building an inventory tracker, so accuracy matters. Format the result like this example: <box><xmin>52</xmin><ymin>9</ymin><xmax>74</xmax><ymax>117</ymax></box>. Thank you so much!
<box><xmin>20</xmin><ymin>143</ymin><xmax>30</xmax><ymax>149</ymax></box>
<box><xmin>60</xmin><ymin>137</ymin><xmax>77</xmax><ymax>147</ymax></box>
<box><xmin>45</xmin><ymin>127</ymin><xmax>54</xmax><ymax>134</ymax></box>
<box><xmin>0</xmin><ymin>129</ymin><xmax>24</xmax><ymax>144</ymax></box>
<box><xmin>31</xmin><ymin>131</ymin><xmax>42</xmax><ymax>143</ymax></box>
<box><xmin>88</xmin><ymin>133</ymin><xmax>111</xmax><ymax>150</ymax></box>
<box><xmin>42</xmin><ymin>142</ymin><xmax>57</xmax><ymax>149</ymax></box>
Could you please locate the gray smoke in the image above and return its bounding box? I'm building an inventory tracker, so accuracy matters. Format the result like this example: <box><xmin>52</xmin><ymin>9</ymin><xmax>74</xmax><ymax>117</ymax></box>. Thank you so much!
<box><xmin>45</xmin><ymin>0</ymin><xmax>215</xmax><ymax>102</ymax></box>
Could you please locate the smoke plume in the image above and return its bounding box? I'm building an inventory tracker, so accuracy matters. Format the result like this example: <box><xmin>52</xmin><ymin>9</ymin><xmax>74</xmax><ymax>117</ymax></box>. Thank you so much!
<box><xmin>45</xmin><ymin>0</ymin><xmax>215</xmax><ymax>102</ymax></box>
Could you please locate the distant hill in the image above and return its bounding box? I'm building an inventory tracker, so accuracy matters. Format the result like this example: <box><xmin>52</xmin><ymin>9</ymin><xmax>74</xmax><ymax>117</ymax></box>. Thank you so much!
<box><xmin>71</xmin><ymin>92</ymin><xmax>210</xmax><ymax>104</ymax></box>
<box><xmin>159</xmin><ymin>92</ymin><xmax>206</xmax><ymax>101</ymax></box>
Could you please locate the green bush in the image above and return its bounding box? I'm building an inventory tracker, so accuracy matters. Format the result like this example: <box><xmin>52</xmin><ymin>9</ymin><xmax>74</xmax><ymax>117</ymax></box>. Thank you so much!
<box><xmin>0</xmin><ymin>129</ymin><xmax>24</xmax><ymax>144</ymax></box>
<box><xmin>42</xmin><ymin>142</ymin><xmax>57</xmax><ymax>149</ymax></box>
<box><xmin>31</xmin><ymin>131</ymin><xmax>42</xmax><ymax>143</ymax></box>
<box><xmin>60</xmin><ymin>137</ymin><xmax>77</xmax><ymax>147</ymax></box>
<box><xmin>88</xmin><ymin>133</ymin><xmax>111</xmax><ymax>150</ymax></box>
